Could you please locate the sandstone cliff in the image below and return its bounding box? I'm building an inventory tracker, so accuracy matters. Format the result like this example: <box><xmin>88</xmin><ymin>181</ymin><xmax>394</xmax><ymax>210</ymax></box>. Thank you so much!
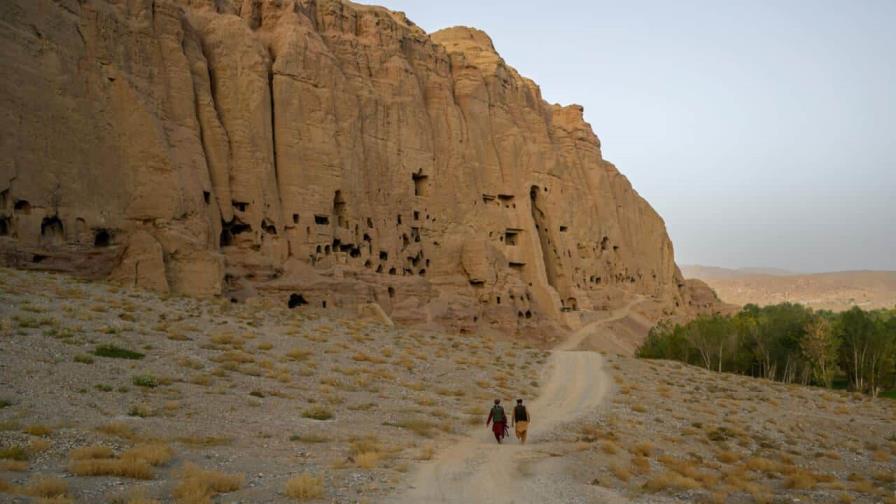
<box><xmin>0</xmin><ymin>0</ymin><xmax>718</xmax><ymax>336</ymax></box>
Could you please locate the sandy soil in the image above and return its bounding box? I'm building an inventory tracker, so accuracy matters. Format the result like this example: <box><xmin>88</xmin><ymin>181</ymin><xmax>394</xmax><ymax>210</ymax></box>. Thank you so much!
<box><xmin>388</xmin><ymin>300</ymin><xmax>643</xmax><ymax>504</ymax></box>
<box><xmin>2</xmin><ymin>268</ymin><xmax>894</xmax><ymax>503</ymax></box>
<box><xmin>0</xmin><ymin>268</ymin><xmax>543</xmax><ymax>503</ymax></box>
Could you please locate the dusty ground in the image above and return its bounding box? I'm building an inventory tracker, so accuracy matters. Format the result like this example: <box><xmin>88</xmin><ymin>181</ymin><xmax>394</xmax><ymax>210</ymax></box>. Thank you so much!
<box><xmin>0</xmin><ymin>267</ymin><xmax>542</xmax><ymax>503</ymax></box>
<box><xmin>564</xmin><ymin>356</ymin><xmax>896</xmax><ymax>503</ymax></box>
<box><xmin>2</xmin><ymin>267</ymin><xmax>894</xmax><ymax>503</ymax></box>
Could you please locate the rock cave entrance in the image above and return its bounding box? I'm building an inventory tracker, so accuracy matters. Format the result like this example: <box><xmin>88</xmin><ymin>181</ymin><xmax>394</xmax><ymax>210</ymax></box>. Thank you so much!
<box><xmin>0</xmin><ymin>216</ymin><xmax>9</xmax><ymax>236</ymax></box>
<box><xmin>14</xmin><ymin>200</ymin><xmax>31</xmax><ymax>214</ymax></box>
<box><xmin>412</xmin><ymin>170</ymin><xmax>430</xmax><ymax>197</ymax></box>
<box><xmin>93</xmin><ymin>229</ymin><xmax>111</xmax><ymax>247</ymax></box>
<box><xmin>41</xmin><ymin>216</ymin><xmax>64</xmax><ymax>245</ymax></box>
<box><xmin>504</xmin><ymin>228</ymin><xmax>521</xmax><ymax>246</ymax></box>
<box><xmin>529</xmin><ymin>185</ymin><xmax>559</xmax><ymax>289</ymax></box>
<box><xmin>288</xmin><ymin>293</ymin><xmax>308</xmax><ymax>308</ymax></box>
<box><xmin>220</xmin><ymin>218</ymin><xmax>252</xmax><ymax>247</ymax></box>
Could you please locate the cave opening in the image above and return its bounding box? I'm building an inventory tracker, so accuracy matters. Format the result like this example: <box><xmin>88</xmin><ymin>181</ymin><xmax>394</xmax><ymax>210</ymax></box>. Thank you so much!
<box><xmin>14</xmin><ymin>200</ymin><xmax>31</xmax><ymax>214</ymax></box>
<box><xmin>93</xmin><ymin>229</ymin><xmax>112</xmax><ymax>247</ymax></box>
<box><xmin>220</xmin><ymin>218</ymin><xmax>252</xmax><ymax>247</ymax></box>
<box><xmin>40</xmin><ymin>216</ymin><xmax>64</xmax><ymax>245</ymax></box>
<box><xmin>288</xmin><ymin>293</ymin><xmax>308</xmax><ymax>308</ymax></box>
<box><xmin>504</xmin><ymin>229</ymin><xmax>520</xmax><ymax>246</ymax></box>
<box><xmin>412</xmin><ymin>170</ymin><xmax>429</xmax><ymax>197</ymax></box>
<box><xmin>0</xmin><ymin>216</ymin><xmax>9</xmax><ymax>236</ymax></box>
<box><xmin>314</xmin><ymin>215</ymin><xmax>329</xmax><ymax>225</ymax></box>
<box><xmin>261</xmin><ymin>218</ymin><xmax>277</xmax><ymax>235</ymax></box>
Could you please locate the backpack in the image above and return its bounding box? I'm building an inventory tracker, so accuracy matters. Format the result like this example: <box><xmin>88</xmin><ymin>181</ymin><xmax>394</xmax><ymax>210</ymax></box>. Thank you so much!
<box><xmin>491</xmin><ymin>405</ymin><xmax>505</xmax><ymax>423</ymax></box>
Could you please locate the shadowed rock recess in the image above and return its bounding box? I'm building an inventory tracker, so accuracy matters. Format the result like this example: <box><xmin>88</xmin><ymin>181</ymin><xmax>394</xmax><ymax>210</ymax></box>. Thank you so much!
<box><xmin>0</xmin><ymin>0</ymin><xmax>719</xmax><ymax>337</ymax></box>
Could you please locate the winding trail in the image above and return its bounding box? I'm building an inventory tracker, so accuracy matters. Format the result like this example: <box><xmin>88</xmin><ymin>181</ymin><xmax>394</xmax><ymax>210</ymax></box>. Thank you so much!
<box><xmin>390</xmin><ymin>298</ymin><xmax>644</xmax><ymax>504</ymax></box>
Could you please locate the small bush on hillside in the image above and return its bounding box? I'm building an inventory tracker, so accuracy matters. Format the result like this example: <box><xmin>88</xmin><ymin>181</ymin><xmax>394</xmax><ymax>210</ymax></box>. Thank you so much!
<box><xmin>285</xmin><ymin>473</ymin><xmax>324</xmax><ymax>500</ymax></box>
<box><xmin>74</xmin><ymin>354</ymin><xmax>94</xmax><ymax>364</ymax></box>
<box><xmin>0</xmin><ymin>446</ymin><xmax>27</xmax><ymax>461</ymax></box>
<box><xmin>132</xmin><ymin>375</ymin><xmax>159</xmax><ymax>388</ymax></box>
<box><xmin>94</xmin><ymin>344</ymin><xmax>144</xmax><ymax>360</ymax></box>
<box><xmin>302</xmin><ymin>407</ymin><xmax>332</xmax><ymax>421</ymax></box>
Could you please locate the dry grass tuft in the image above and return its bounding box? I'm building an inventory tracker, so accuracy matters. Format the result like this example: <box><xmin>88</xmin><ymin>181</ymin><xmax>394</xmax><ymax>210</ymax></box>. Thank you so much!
<box><xmin>284</xmin><ymin>473</ymin><xmax>324</xmax><ymax>501</ymax></box>
<box><xmin>173</xmin><ymin>462</ymin><xmax>243</xmax><ymax>504</ymax></box>
<box><xmin>96</xmin><ymin>421</ymin><xmax>138</xmax><ymax>440</ymax></box>
<box><xmin>0</xmin><ymin>460</ymin><xmax>28</xmax><ymax>471</ymax></box>
<box><xmin>23</xmin><ymin>424</ymin><xmax>53</xmax><ymax>437</ymax></box>
<box><xmin>69</xmin><ymin>458</ymin><xmax>154</xmax><ymax>479</ymax></box>
<box><xmin>716</xmin><ymin>449</ymin><xmax>739</xmax><ymax>464</ymax></box>
<box><xmin>610</xmin><ymin>464</ymin><xmax>631</xmax><ymax>482</ymax></box>
<box><xmin>631</xmin><ymin>442</ymin><xmax>654</xmax><ymax>457</ymax></box>
<box><xmin>69</xmin><ymin>445</ymin><xmax>114</xmax><ymax>460</ymax></box>
<box><xmin>601</xmin><ymin>441</ymin><xmax>620</xmax><ymax>455</ymax></box>
<box><xmin>22</xmin><ymin>475</ymin><xmax>68</xmax><ymax>498</ymax></box>
<box><xmin>783</xmin><ymin>470</ymin><xmax>817</xmax><ymax>490</ymax></box>
<box><xmin>644</xmin><ymin>471</ymin><xmax>701</xmax><ymax>492</ymax></box>
<box><xmin>122</xmin><ymin>443</ymin><xmax>174</xmax><ymax>466</ymax></box>
<box><xmin>28</xmin><ymin>438</ymin><xmax>51</xmax><ymax>453</ymax></box>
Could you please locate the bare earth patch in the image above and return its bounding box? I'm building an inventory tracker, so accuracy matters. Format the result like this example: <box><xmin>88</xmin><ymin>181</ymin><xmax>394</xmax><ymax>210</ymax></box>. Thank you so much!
<box><xmin>0</xmin><ymin>268</ymin><xmax>543</xmax><ymax>502</ymax></box>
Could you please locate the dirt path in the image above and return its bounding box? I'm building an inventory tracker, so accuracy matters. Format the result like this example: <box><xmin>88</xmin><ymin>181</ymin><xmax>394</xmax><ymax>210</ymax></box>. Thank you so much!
<box><xmin>390</xmin><ymin>298</ymin><xmax>644</xmax><ymax>504</ymax></box>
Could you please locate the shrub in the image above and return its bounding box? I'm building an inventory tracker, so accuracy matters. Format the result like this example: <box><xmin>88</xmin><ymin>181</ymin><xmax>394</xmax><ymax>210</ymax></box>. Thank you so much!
<box><xmin>22</xmin><ymin>475</ymin><xmax>68</xmax><ymax>498</ymax></box>
<box><xmin>74</xmin><ymin>354</ymin><xmax>94</xmax><ymax>364</ymax></box>
<box><xmin>122</xmin><ymin>443</ymin><xmax>173</xmax><ymax>466</ymax></box>
<box><xmin>69</xmin><ymin>458</ymin><xmax>154</xmax><ymax>479</ymax></box>
<box><xmin>128</xmin><ymin>403</ymin><xmax>154</xmax><ymax>418</ymax></box>
<box><xmin>285</xmin><ymin>473</ymin><xmax>324</xmax><ymax>501</ymax></box>
<box><xmin>96</xmin><ymin>421</ymin><xmax>137</xmax><ymax>440</ymax></box>
<box><xmin>94</xmin><ymin>344</ymin><xmax>144</xmax><ymax>360</ymax></box>
<box><xmin>0</xmin><ymin>460</ymin><xmax>28</xmax><ymax>471</ymax></box>
<box><xmin>644</xmin><ymin>471</ymin><xmax>701</xmax><ymax>492</ymax></box>
<box><xmin>173</xmin><ymin>462</ymin><xmax>243</xmax><ymax>503</ymax></box>
<box><xmin>23</xmin><ymin>424</ymin><xmax>53</xmax><ymax>437</ymax></box>
<box><xmin>132</xmin><ymin>375</ymin><xmax>159</xmax><ymax>388</ymax></box>
<box><xmin>302</xmin><ymin>407</ymin><xmax>332</xmax><ymax>421</ymax></box>
<box><xmin>0</xmin><ymin>446</ymin><xmax>27</xmax><ymax>461</ymax></box>
<box><xmin>356</xmin><ymin>452</ymin><xmax>381</xmax><ymax>469</ymax></box>
<box><xmin>611</xmin><ymin>465</ymin><xmax>631</xmax><ymax>482</ymax></box>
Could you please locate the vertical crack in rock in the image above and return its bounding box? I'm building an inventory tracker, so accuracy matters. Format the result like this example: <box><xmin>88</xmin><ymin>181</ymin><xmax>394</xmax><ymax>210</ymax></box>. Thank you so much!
<box><xmin>530</xmin><ymin>185</ymin><xmax>559</xmax><ymax>290</ymax></box>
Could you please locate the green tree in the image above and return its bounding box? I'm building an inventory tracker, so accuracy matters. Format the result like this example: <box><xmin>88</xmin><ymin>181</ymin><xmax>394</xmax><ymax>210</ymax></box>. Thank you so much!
<box><xmin>835</xmin><ymin>307</ymin><xmax>894</xmax><ymax>395</ymax></box>
<box><xmin>799</xmin><ymin>317</ymin><xmax>838</xmax><ymax>387</ymax></box>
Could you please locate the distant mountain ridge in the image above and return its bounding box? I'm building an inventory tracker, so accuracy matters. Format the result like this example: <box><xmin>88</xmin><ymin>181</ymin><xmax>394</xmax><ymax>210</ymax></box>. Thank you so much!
<box><xmin>682</xmin><ymin>265</ymin><xmax>896</xmax><ymax>311</ymax></box>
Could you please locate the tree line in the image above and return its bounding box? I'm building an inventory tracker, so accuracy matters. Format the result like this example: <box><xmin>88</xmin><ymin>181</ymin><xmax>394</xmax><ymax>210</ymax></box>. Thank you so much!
<box><xmin>637</xmin><ymin>304</ymin><xmax>896</xmax><ymax>397</ymax></box>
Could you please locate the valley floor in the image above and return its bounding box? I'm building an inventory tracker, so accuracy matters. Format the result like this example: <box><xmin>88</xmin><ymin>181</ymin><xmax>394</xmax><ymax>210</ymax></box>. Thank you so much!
<box><xmin>1</xmin><ymin>268</ymin><xmax>894</xmax><ymax>503</ymax></box>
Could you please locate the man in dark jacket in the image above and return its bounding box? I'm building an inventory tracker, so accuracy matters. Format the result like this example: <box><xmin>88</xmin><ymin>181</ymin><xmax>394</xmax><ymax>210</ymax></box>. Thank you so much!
<box><xmin>513</xmin><ymin>399</ymin><xmax>530</xmax><ymax>444</ymax></box>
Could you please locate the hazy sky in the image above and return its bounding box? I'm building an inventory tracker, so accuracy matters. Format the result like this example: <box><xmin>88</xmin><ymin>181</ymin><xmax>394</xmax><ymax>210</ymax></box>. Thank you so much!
<box><xmin>378</xmin><ymin>0</ymin><xmax>896</xmax><ymax>272</ymax></box>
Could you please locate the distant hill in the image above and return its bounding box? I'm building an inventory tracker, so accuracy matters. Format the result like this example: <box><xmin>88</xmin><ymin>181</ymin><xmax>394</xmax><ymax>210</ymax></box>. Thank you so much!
<box><xmin>682</xmin><ymin>266</ymin><xmax>896</xmax><ymax>311</ymax></box>
<box><xmin>680</xmin><ymin>265</ymin><xmax>795</xmax><ymax>279</ymax></box>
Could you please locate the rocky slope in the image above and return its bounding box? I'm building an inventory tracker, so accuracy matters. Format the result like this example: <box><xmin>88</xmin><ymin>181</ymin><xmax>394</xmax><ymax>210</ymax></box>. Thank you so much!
<box><xmin>0</xmin><ymin>0</ymin><xmax>717</xmax><ymax>336</ymax></box>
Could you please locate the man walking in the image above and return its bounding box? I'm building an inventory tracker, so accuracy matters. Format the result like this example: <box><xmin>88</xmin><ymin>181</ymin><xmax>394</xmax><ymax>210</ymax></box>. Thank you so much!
<box><xmin>486</xmin><ymin>399</ymin><xmax>508</xmax><ymax>443</ymax></box>
<box><xmin>513</xmin><ymin>399</ymin><xmax>530</xmax><ymax>444</ymax></box>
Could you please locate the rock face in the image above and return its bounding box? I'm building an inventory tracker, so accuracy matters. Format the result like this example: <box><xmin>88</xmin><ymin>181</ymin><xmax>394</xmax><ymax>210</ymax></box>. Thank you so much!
<box><xmin>0</xmin><ymin>0</ymin><xmax>717</xmax><ymax>336</ymax></box>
